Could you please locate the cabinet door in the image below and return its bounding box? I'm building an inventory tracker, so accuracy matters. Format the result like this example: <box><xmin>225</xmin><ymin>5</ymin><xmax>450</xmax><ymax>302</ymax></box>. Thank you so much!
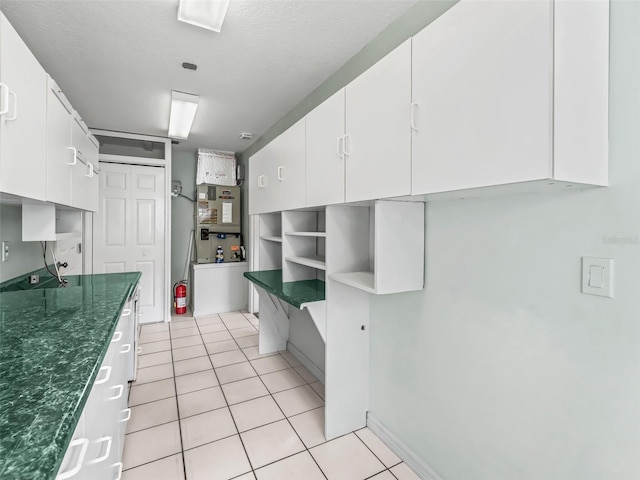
<box><xmin>306</xmin><ymin>89</ymin><xmax>345</xmax><ymax>207</ymax></box>
<box><xmin>85</xmin><ymin>136</ymin><xmax>100</xmax><ymax>212</ymax></box>
<box><xmin>45</xmin><ymin>79</ymin><xmax>73</xmax><ymax>206</ymax></box>
<box><xmin>345</xmin><ymin>39</ymin><xmax>411</xmax><ymax>203</ymax></box>
<box><xmin>273</xmin><ymin>118</ymin><xmax>305</xmax><ymax>211</ymax></box>
<box><xmin>248</xmin><ymin>148</ymin><xmax>268</xmax><ymax>215</ymax></box>
<box><xmin>411</xmin><ymin>0</ymin><xmax>552</xmax><ymax>195</ymax></box>
<box><xmin>71</xmin><ymin>159</ymin><xmax>88</xmax><ymax>210</ymax></box>
<box><xmin>70</xmin><ymin>116</ymin><xmax>100</xmax><ymax>211</ymax></box>
<box><xmin>0</xmin><ymin>13</ymin><xmax>47</xmax><ymax>201</ymax></box>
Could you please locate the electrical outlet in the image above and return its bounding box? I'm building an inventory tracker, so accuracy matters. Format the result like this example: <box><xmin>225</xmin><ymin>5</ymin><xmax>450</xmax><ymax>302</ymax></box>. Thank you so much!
<box><xmin>2</xmin><ymin>241</ymin><xmax>8</xmax><ymax>262</ymax></box>
<box><xmin>29</xmin><ymin>275</ymin><xmax>39</xmax><ymax>285</ymax></box>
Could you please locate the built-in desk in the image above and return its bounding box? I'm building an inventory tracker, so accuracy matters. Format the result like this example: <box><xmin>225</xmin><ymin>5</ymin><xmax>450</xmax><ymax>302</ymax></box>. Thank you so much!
<box><xmin>244</xmin><ymin>269</ymin><xmax>327</xmax><ymax>349</ymax></box>
<box><xmin>243</xmin><ymin>269</ymin><xmax>325</xmax><ymax>308</ymax></box>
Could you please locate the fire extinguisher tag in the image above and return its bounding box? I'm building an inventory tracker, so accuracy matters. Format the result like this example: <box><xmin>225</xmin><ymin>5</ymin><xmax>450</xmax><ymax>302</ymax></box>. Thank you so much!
<box><xmin>177</xmin><ymin>298</ymin><xmax>186</xmax><ymax>308</ymax></box>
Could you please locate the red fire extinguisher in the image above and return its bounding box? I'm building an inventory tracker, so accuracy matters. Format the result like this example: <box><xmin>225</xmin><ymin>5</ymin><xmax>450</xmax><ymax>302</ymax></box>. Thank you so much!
<box><xmin>174</xmin><ymin>281</ymin><xmax>187</xmax><ymax>315</ymax></box>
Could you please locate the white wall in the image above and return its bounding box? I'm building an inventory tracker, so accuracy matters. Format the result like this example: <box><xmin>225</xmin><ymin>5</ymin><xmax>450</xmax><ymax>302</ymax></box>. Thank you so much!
<box><xmin>369</xmin><ymin>2</ymin><xmax>640</xmax><ymax>479</ymax></box>
<box><xmin>0</xmin><ymin>204</ymin><xmax>54</xmax><ymax>282</ymax></box>
<box><xmin>170</xmin><ymin>150</ymin><xmax>198</xmax><ymax>292</ymax></box>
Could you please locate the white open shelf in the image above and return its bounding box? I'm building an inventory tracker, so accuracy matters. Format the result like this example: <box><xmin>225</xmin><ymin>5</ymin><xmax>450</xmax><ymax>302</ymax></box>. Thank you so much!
<box><xmin>261</xmin><ymin>235</ymin><xmax>283</xmax><ymax>243</ymax></box>
<box><xmin>282</xmin><ymin>209</ymin><xmax>326</xmax><ymax>282</ymax></box>
<box><xmin>326</xmin><ymin>200</ymin><xmax>424</xmax><ymax>294</ymax></box>
<box><xmin>285</xmin><ymin>255</ymin><xmax>327</xmax><ymax>271</ymax></box>
<box><xmin>284</xmin><ymin>231</ymin><xmax>326</xmax><ymax>238</ymax></box>
<box><xmin>259</xmin><ymin>213</ymin><xmax>283</xmax><ymax>270</ymax></box>
<box><xmin>328</xmin><ymin>271</ymin><xmax>375</xmax><ymax>293</ymax></box>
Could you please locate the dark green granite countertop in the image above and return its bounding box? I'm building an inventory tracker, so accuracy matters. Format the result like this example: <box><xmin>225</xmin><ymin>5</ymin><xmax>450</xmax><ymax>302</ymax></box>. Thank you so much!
<box><xmin>244</xmin><ymin>269</ymin><xmax>325</xmax><ymax>308</ymax></box>
<box><xmin>0</xmin><ymin>272</ymin><xmax>141</xmax><ymax>480</ymax></box>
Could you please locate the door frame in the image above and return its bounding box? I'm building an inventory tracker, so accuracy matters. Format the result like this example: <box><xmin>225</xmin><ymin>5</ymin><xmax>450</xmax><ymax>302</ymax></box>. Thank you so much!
<box><xmin>91</xmin><ymin>129</ymin><xmax>172</xmax><ymax>324</ymax></box>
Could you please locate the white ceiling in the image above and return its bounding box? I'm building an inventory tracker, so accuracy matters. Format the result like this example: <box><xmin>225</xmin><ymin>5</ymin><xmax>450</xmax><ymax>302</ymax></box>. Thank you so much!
<box><xmin>1</xmin><ymin>0</ymin><xmax>418</xmax><ymax>154</ymax></box>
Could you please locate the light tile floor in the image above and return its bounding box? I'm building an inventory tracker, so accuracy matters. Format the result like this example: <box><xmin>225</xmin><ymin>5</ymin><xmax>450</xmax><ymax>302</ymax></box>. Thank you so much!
<box><xmin>122</xmin><ymin>311</ymin><xmax>420</xmax><ymax>480</ymax></box>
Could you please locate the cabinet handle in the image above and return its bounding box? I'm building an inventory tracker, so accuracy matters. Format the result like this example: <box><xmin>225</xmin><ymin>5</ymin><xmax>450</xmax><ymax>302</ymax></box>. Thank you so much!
<box><xmin>343</xmin><ymin>134</ymin><xmax>350</xmax><ymax>156</ymax></box>
<box><xmin>336</xmin><ymin>136</ymin><xmax>344</xmax><ymax>159</ymax></box>
<box><xmin>111</xmin><ymin>331</ymin><xmax>123</xmax><ymax>343</ymax></box>
<box><xmin>277</xmin><ymin>166</ymin><xmax>284</xmax><ymax>181</ymax></box>
<box><xmin>85</xmin><ymin>162</ymin><xmax>94</xmax><ymax>178</ymax></box>
<box><xmin>410</xmin><ymin>101</ymin><xmax>419</xmax><ymax>131</ymax></box>
<box><xmin>95</xmin><ymin>365</ymin><xmax>111</xmax><ymax>385</ymax></box>
<box><xmin>122</xmin><ymin>308</ymin><xmax>132</xmax><ymax>316</ymax></box>
<box><xmin>56</xmin><ymin>438</ymin><xmax>89</xmax><ymax>480</ymax></box>
<box><xmin>66</xmin><ymin>147</ymin><xmax>78</xmax><ymax>166</ymax></box>
<box><xmin>87</xmin><ymin>437</ymin><xmax>112</xmax><ymax>465</ymax></box>
<box><xmin>108</xmin><ymin>384</ymin><xmax>124</xmax><ymax>400</ymax></box>
<box><xmin>258</xmin><ymin>175</ymin><xmax>265</xmax><ymax>188</ymax></box>
<box><xmin>120</xmin><ymin>343</ymin><xmax>131</xmax><ymax>353</ymax></box>
<box><xmin>113</xmin><ymin>462</ymin><xmax>124</xmax><ymax>480</ymax></box>
<box><xmin>0</xmin><ymin>83</ymin><xmax>9</xmax><ymax>115</ymax></box>
<box><xmin>120</xmin><ymin>408</ymin><xmax>132</xmax><ymax>423</ymax></box>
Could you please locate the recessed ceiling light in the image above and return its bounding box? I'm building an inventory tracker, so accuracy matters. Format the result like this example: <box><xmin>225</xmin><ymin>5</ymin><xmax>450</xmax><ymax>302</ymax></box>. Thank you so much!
<box><xmin>178</xmin><ymin>0</ymin><xmax>230</xmax><ymax>32</ymax></box>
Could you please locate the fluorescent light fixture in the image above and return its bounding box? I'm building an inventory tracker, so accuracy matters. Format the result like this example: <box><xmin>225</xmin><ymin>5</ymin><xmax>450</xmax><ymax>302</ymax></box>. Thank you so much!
<box><xmin>178</xmin><ymin>0</ymin><xmax>230</xmax><ymax>32</ymax></box>
<box><xmin>168</xmin><ymin>91</ymin><xmax>199</xmax><ymax>140</ymax></box>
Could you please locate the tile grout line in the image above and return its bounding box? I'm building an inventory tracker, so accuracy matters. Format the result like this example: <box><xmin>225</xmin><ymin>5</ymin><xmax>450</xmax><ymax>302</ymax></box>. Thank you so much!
<box><xmin>194</xmin><ymin>313</ymin><xmax>257</xmax><ymax>478</ymax></box>
<box><xmin>166</xmin><ymin>315</ymin><xmax>188</xmax><ymax>480</ymax></box>
<box><xmin>240</xmin><ymin>332</ymin><xmax>329</xmax><ymax>480</ymax></box>
<box><xmin>138</xmin><ymin>312</ymin><xmax>405</xmax><ymax>480</ymax></box>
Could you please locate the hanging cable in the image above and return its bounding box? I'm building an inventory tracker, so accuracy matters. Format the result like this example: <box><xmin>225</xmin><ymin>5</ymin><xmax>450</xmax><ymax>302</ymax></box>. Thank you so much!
<box><xmin>176</xmin><ymin>193</ymin><xmax>195</xmax><ymax>202</ymax></box>
<box><xmin>40</xmin><ymin>241</ymin><xmax>67</xmax><ymax>286</ymax></box>
<box><xmin>41</xmin><ymin>242</ymin><xmax>58</xmax><ymax>278</ymax></box>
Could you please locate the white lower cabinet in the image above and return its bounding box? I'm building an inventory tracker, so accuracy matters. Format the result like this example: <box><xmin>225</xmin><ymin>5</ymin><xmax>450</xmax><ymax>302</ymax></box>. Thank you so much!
<box><xmin>56</xmin><ymin>305</ymin><xmax>134</xmax><ymax>480</ymax></box>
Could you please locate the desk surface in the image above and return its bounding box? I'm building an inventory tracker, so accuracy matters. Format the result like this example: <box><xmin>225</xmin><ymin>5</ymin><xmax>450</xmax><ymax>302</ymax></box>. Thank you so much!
<box><xmin>244</xmin><ymin>269</ymin><xmax>325</xmax><ymax>308</ymax></box>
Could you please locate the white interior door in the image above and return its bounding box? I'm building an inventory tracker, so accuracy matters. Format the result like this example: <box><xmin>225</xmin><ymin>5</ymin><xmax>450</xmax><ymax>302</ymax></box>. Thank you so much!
<box><xmin>94</xmin><ymin>162</ymin><xmax>166</xmax><ymax>324</ymax></box>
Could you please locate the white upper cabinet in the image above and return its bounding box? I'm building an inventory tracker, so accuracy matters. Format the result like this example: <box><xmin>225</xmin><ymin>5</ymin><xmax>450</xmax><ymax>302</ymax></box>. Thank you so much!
<box><xmin>0</xmin><ymin>12</ymin><xmax>47</xmax><ymax>201</ymax></box>
<box><xmin>46</xmin><ymin>77</ymin><xmax>74</xmax><ymax>206</ymax></box>
<box><xmin>46</xmin><ymin>76</ymin><xmax>99</xmax><ymax>211</ymax></box>
<box><xmin>272</xmin><ymin>118</ymin><xmax>305</xmax><ymax>211</ymax></box>
<box><xmin>249</xmin><ymin>119</ymin><xmax>305</xmax><ymax>215</ymax></box>
<box><xmin>0</xmin><ymin>13</ymin><xmax>101</xmax><ymax>212</ymax></box>
<box><xmin>552</xmin><ymin>0</ymin><xmax>608</xmax><ymax>186</ymax></box>
<box><xmin>249</xmin><ymin>142</ymin><xmax>275</xmax><ymax>215</ymax></box>
<box><xmin>411</xmin><ymin>0</ymin><xmax>608</xmax><ymax>195</ymax></box>
<box><xmin>345</xmin><ymin>39</ymin><xmax>412</xmax><ymax>203</ymax></box>
<box><xmin>305</xmin><ymin>89</ymin><xmax>346</xmax><ymax>208</ymax></box>
<box><xmin>71</xmin><ymin>113</ymin><xmax>99</xmax><ymax>212</ymax></box>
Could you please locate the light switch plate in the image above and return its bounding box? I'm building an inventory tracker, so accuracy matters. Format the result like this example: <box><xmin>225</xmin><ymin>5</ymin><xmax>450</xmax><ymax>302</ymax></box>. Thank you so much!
<box><xmin>582</xmin><ymin>257</ymin><xmax>613</xmax><ymax>297</ymax></box>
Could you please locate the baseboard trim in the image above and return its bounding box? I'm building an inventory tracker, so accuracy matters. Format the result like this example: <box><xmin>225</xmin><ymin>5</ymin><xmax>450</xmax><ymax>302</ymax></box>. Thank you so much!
<box><xmin>367</xmin><ymin>413</ymin><xmax>444</xmax><ymax>480</ymax></box>
<box><xmin>286</xmin><ymin>342</ymin><xmax>325</xmax><ymax>384</ymax></box>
